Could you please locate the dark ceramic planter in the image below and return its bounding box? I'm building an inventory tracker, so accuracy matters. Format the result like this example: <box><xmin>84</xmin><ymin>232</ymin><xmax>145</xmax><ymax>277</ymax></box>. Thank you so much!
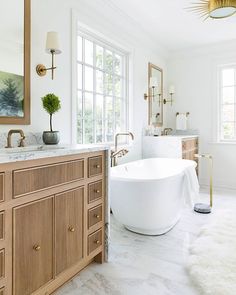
<box><xmin>43</xmin><ymin>131</ymin><xmax>60</xmax><ymax>145</ymax></box>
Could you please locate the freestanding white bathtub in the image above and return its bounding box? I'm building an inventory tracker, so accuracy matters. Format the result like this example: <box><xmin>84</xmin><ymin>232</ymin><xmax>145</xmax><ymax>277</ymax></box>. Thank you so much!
<box><xmin>110</xmin><ymin>158</ymin><xmax>197</xmax><ymax>235</ymax></box>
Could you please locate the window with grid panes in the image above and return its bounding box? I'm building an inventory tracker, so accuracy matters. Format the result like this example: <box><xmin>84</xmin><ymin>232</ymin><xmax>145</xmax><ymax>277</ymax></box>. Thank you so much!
<box><xmin>218</xmin><ymin>66</ymin><xmax>236</xmax><ymax>142</ymax></box>
<box><xmin>77</xmin><ymin>32</ymin><xmax>129</xmax><ymax>144</ymax></box>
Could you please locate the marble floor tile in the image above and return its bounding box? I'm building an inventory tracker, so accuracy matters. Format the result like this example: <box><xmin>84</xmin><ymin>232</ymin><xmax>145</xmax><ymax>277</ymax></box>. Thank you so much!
<box><xmin>56</xmin><ymin>191</ymin><xmax>236</xmax><ymax>295</ymax></box>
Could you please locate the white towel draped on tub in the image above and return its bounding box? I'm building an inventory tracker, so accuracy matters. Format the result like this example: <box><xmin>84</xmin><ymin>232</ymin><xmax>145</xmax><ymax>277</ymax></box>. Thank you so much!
<box><xmin>183</xmin><ymin>166</ymin><xmax>199</xmax><ymax>208</ymax></box>
<box><xmin>176</xmin><ymin>114</ymin><xmax>188</xmax><ymax>130</ymax></box>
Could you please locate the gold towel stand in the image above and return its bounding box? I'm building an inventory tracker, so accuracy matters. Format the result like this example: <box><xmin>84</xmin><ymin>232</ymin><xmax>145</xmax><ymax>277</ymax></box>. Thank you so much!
<box><xmin>194</xmin><ymin>154</ymin><xmax>213</xmax><ymax>213</ymax></box>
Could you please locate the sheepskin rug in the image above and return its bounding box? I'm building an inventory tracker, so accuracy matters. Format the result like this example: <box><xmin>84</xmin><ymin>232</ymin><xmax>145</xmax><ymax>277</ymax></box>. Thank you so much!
<box><xmin>187</xmin><ymin>211</ymin><xmax>236</xmax><ymax>295</ymax></box>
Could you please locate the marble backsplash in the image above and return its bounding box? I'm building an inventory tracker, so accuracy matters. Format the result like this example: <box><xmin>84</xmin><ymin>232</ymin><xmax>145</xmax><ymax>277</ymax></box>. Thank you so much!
<box><xmin>0</xmin><ymin>132</ymin><xmax>43</xmax><ymax>148</ymax></box>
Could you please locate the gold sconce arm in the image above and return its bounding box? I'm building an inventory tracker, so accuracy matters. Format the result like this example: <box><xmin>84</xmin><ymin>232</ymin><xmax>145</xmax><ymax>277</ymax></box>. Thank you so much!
<box><xmin>163</xmin><ymin>93</ymin><xmax>174</xmax><ymax>106</ymax></box>
<box><xmin>36</xmin><ymin>50</ymin><xmax>58</xmax><ymax>80</ymax></box>
<box><xmin>144</xmin><ymin>86</ymin><xmax>158</xmax><ymax>100</ymax></box>
<box><xmin>144</xmin><ymin>93</ymin><xmax>148</xmax><ymax>100</ymax></box>
<box><xmin>144</xmin><ymin>89</ymin><xmax>174</xmax><ymax>106</ymax></box>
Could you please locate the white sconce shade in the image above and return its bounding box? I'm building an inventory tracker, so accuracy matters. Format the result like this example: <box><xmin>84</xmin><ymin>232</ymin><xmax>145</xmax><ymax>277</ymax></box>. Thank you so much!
<box><xmin>46</xmin><ymin>32</ymin><xmax>61</xmax><ymax>54</ymax></box>
<box><xmin>150</xmin><ymin>77</ymin><xmax>158</xmax><ymax>88</ymax></box>
<box><xmin>169</xmin><ymin>85</ymin><xmax>175</xmax><ymax>94</ymax></box>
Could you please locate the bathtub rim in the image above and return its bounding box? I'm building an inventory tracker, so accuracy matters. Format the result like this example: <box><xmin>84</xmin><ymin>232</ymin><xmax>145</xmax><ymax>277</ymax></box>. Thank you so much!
<box><xmin>111</xmin><ymin>157</ymin><xmax>197</xmax><ymax>183</ymax></box>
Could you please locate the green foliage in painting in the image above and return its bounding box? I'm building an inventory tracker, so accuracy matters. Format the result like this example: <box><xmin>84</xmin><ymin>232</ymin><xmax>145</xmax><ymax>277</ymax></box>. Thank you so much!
<box><xmin>0</xmin><ymin>71</ymin><xmax>24</xmax><ymax>117</ymax></box>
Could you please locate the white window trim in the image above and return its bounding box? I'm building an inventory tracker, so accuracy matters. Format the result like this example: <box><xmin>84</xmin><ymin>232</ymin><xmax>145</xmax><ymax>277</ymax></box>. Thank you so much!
<box><xmin>71</xmin><ymin>9</ymin><xmax>134</xmax><ymax>145</ymax></box>
<box><xmin>217</xmin><ymin>64</ymin><xmax>236</xmax><ymax>144</ymax></box>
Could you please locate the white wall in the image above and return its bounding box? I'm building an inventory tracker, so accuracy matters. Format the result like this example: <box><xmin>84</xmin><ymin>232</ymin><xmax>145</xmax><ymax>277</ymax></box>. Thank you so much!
<box><xmin>0</xmin><ymin>0</ymin><xmax>168</xmax><ymax>161</ymax></box>
<box><xmin>167</xmin><ymin>40</ymin><xmax>236</xmax><ymax>190</ymax></box>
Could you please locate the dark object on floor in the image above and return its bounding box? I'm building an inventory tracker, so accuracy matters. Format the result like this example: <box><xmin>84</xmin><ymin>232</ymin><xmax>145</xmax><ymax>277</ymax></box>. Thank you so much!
<box><xmin>194</xmin><ymin>203</ymin><xmax>211</xmax><ymax>214</ymax></box>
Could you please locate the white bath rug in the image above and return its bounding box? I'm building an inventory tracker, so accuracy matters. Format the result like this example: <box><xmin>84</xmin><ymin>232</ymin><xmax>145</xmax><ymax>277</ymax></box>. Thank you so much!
<box><xmin>187</xmin><ymin>210</ymin><xmax>236</xmax><ymax>295</ymax></box>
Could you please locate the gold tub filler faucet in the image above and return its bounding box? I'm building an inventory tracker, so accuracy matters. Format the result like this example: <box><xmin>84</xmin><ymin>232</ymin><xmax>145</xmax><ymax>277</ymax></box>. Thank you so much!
<box><xmin>111</xmin><ymin>132</ymin><xmax>134</xmax><ymax>167</ymax></box>
<box><xmin>194</xmin><ymin>154</ymin><xmax>213</xmax><ymax>214</ymax></box>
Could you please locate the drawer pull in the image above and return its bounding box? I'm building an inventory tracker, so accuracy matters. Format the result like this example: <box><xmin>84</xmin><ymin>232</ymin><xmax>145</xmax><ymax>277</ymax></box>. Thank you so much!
<box><xmin>33</xmin><ymin>245</ymin><xmax>41</xmax><ymax>251</ymax></box>
<box><xmin>94</xmin><ymin>189</ymin><xmax>100</xmax><ymax>194</ymax></box>
<box><xmin>94</xmin><ymin>214</ymin><xmax>100</xmax><ymax>219</ymax></box>
<box><xmin>94</xmin><ymin>164</ymin><xmax>100</xmax><ymax>169</ymax></box>
<box><xmin>68</xmin><ymin>226</ymin><xmax>75</xmax><ymax>232</ymax></box>
<box><xmin>94</xmin><ymin>240</ymin><xmax>100</xmax><ymax>244</ymax></box>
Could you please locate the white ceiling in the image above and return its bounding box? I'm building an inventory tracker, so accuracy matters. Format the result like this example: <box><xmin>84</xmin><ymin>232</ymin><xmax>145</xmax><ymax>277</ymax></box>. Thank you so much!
<box><xmin>109</xmin><ymin>0</ymin><xmax>236</xmax><ymax>51</ymax></box>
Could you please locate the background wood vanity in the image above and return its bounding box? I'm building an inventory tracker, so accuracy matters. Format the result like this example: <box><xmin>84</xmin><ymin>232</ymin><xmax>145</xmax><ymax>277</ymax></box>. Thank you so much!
<box><xmin>182</xmin><ymin>137</ymin><xmax>199</xmax><ymax>174</ymax></box>
<box><xmin>142</xmin><ymin>136</ymin><xmax>199</xmax><ymax>174</ymax></box>
<box><xmin>0</xmin><ymin>150</ymin><xmax>107</xmax><ymax>295</ymax></box>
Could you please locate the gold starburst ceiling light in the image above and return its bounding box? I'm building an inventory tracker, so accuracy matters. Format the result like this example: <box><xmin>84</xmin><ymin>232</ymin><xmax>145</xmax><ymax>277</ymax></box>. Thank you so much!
<box><xmin>188</xmin><ymin>0</ymin><xmax>236</xmax><ymax>19</ymax></box>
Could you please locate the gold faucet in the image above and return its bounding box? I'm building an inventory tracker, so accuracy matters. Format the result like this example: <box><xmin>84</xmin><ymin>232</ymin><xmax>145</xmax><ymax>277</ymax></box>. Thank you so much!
<box><xmin>162</xmin><ymin>128</ymin><xmax>173</xmax><ymax>136</ymax></box>
<box><xmin>6</xmin><ymin>129</ymin><xmax>26</xmax><ymax>148</ymax></box>
<box><xmin>111</xmin><ymin>132</ymin><xmax>134</xmax><ymax>167</ymax></box>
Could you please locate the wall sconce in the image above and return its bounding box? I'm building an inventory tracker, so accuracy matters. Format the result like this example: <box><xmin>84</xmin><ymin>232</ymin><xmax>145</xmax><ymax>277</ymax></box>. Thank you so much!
<box><xmin>144</xmin><ymin>77</ymin><xmax>162</xmax><ymax>103</ymax></box>
<box><xmin>144</xmin><ymin>78</ymin><xmax>175</xmax><ymax>107</ymax></box>
<box><xmin>36</xmin><ymin>32</ymin><xmax>62</xmax><ymax>80</ymax></box>
<box><xmin>163</xmin><ymin>85</ymin><xmax>175</xmax><ymax>106</ymax></box>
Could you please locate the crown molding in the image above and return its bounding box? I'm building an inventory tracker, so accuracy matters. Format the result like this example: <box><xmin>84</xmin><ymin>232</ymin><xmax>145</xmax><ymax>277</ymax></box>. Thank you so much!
<box><xmin>76</xmin><ymin>0</ymin><xmax>169</xmax><ymax>59</ymax></box>
<box><xmin>168</xmin><ymin>38</ymin><xmax>236</xmax><ymax>60</ymax></box>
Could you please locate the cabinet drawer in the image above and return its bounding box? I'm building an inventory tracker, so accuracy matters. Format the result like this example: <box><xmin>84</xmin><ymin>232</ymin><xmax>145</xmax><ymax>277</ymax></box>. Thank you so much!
<box><xmin>88</xmin><ymin>156</ymin><xmax>103</xmax><ymax>178</ymax></box>
<box><xmin>88</xmin><ymin>205</ymin><xmax>102</xmax><ymax>229</ymax></box>
<box><xmin>88</xmin><ymin>229</ymin><xmax>102</xmax><ymax>255</ymax></box>
<box><xmin>0</xmin><ymin>287</ymin><xmax>4</xmax><ymax>295</ymax></box>
<box><xmin>13</xmin><ymin>159</ymin><xmax>84</xmax><ymax>197</ymax></box>
<box><xmin>182</xmin><ymin>139</ymin><xmax>198</xmax><ymax>151</ymax></box>
<box><xmin>13</xmin><ymin>197</ymin><xmax>54</xmax><ymax>295</ymax></box>
<box><xmin>182</xmin><ymin>149</ymin><xmax>198</xmax><ymax>161</ymax></box>
<box><xmin>0</xmin><ymin>212</ymin><xmax>5</xmax><ymax>241</ymax></box>
<box><xmin>0</xmin><ymin>174</ymin><xmax>4</xmax><ymax>203</ymax></box>
<box><xmin>0</xmin><ymin>249</ymin><xmax>4</xmax><ymax>280</ymax></box>
<box><xmin>88</xmin><ymin>181</ymin><xmax>103</xmax><ymax>204</ymax></box>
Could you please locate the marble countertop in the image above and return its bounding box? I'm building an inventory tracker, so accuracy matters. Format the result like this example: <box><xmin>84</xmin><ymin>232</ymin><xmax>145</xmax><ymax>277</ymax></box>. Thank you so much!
<box><xmin>166</xmin><ymin>135</ymin><xmax>198</xmax><ymax>139</ymax></box>
<box><xmin>144</xmin><ymin>135</ymin><xmax>198</xmax><ymax>139</ymax></box>
<box><xmin>0</xmin><ymin>144</ymin><xmax>110</xmax><ymax>164</ymax></box>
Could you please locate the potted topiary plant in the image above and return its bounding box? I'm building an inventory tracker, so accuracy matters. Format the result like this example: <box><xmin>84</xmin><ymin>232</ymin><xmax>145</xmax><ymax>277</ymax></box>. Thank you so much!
<box><xmin>41</xmin><ymin>93</ymin><xmax>61</xmax><ymax>144</ymax></box>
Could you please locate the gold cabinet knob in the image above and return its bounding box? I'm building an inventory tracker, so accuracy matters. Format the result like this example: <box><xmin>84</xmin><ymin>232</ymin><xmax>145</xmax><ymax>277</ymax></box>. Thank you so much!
<box><xmin>94</xmin><ymin>189</ymin><xmax>100</xmax><ymax>194</ymax></box>
<box><xmin>94</xmin><ymin>214</ymin><xmax>100</xmax><ymax>219</ymax></box>
<box><xmin>68</xmin><ymin>226</ymin><xmax>75</xmax><ymax>232</ymax></box>
<box><xmin>94</xmin><ymin>240</ymin><xmax>100</xmax><ymax>244</ymax></box>
<box><xmin>33</xmin><ymin>245</ymin><xmax>41</xmax><ymax>251</ymax></box>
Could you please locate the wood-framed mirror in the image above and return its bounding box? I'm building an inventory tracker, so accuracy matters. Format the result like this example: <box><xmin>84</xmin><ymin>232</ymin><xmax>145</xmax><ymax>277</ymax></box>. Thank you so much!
<box><xmin>0</xmin><ymin>0</ymin><xmax>31</xmax><ymax>125</ymax></box>
<box><xmin>148</xmin><ymin>62</ymin><xmax>163</xmax><ymax>126</ymax></box>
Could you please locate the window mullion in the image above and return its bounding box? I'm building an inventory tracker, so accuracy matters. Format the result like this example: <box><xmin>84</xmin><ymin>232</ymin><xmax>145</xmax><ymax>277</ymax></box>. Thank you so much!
<box><xmin>233</xmin><ymin>67</ymin><xmax>236</xmax><ymax>140</ymax></box>
<box><xmin>103</xmin><ymin>48</ymin><xmax>106</xmax><ymax>143</ymax></box>
<box><xmin>82</xmin><ymin>37</ymin><xmax>85</xmax><ymax>144</ymax></box>
<box><xmin>124</xmin><ymin>55</ymin><xmax>128</xmax><ymax>133</ymax></box>
<box><xmin>93</xmin><ymin>42</ymin><xmax>96</xmax><ymax>143</ymax></box>
<box><xmin>112</xmin><ymin>52</ymin><xmax>116</xmax><ymax>139</ymax></box>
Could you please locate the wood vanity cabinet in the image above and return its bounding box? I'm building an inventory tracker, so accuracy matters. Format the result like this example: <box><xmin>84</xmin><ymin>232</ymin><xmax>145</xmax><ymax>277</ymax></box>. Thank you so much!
<box><xmin>182</xmin><ymin>138</ymin><xmax>199</xmax><ymax>174</ymax></box>
<box><xmin>0</xmin><ymin>174</ymin><xmax>4</xmax><ymax>203</ymax></box>
<box><xmin>13</xmin><ymin>198</ymin><xmax>54</xmax><ymax>295</ymax></box>
<box><xmin>0</xmin><ymin>150</ymin><xmax>107</xmax><ymax>295</ymax></box>
<box><xmin>55</xmin><ymin>187</ymin><xmax>84</xmax><ymax>275</ymax></box>
<box><xmin>182</xmin><ymin>138</ymin><xmax>198</xmax><ymax>160</ymax></box>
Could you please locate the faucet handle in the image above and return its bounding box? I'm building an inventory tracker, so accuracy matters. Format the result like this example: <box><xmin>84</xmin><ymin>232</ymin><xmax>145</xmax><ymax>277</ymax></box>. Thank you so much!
<box><xmin>123</xmin><ymin>149</ymin><xmax>128</xmax><ymax>155</ymax></box>
<box><xmin>18</xmin><ymin>136</ymin><xmax>26</xmax><ymax>147</ymax></box>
